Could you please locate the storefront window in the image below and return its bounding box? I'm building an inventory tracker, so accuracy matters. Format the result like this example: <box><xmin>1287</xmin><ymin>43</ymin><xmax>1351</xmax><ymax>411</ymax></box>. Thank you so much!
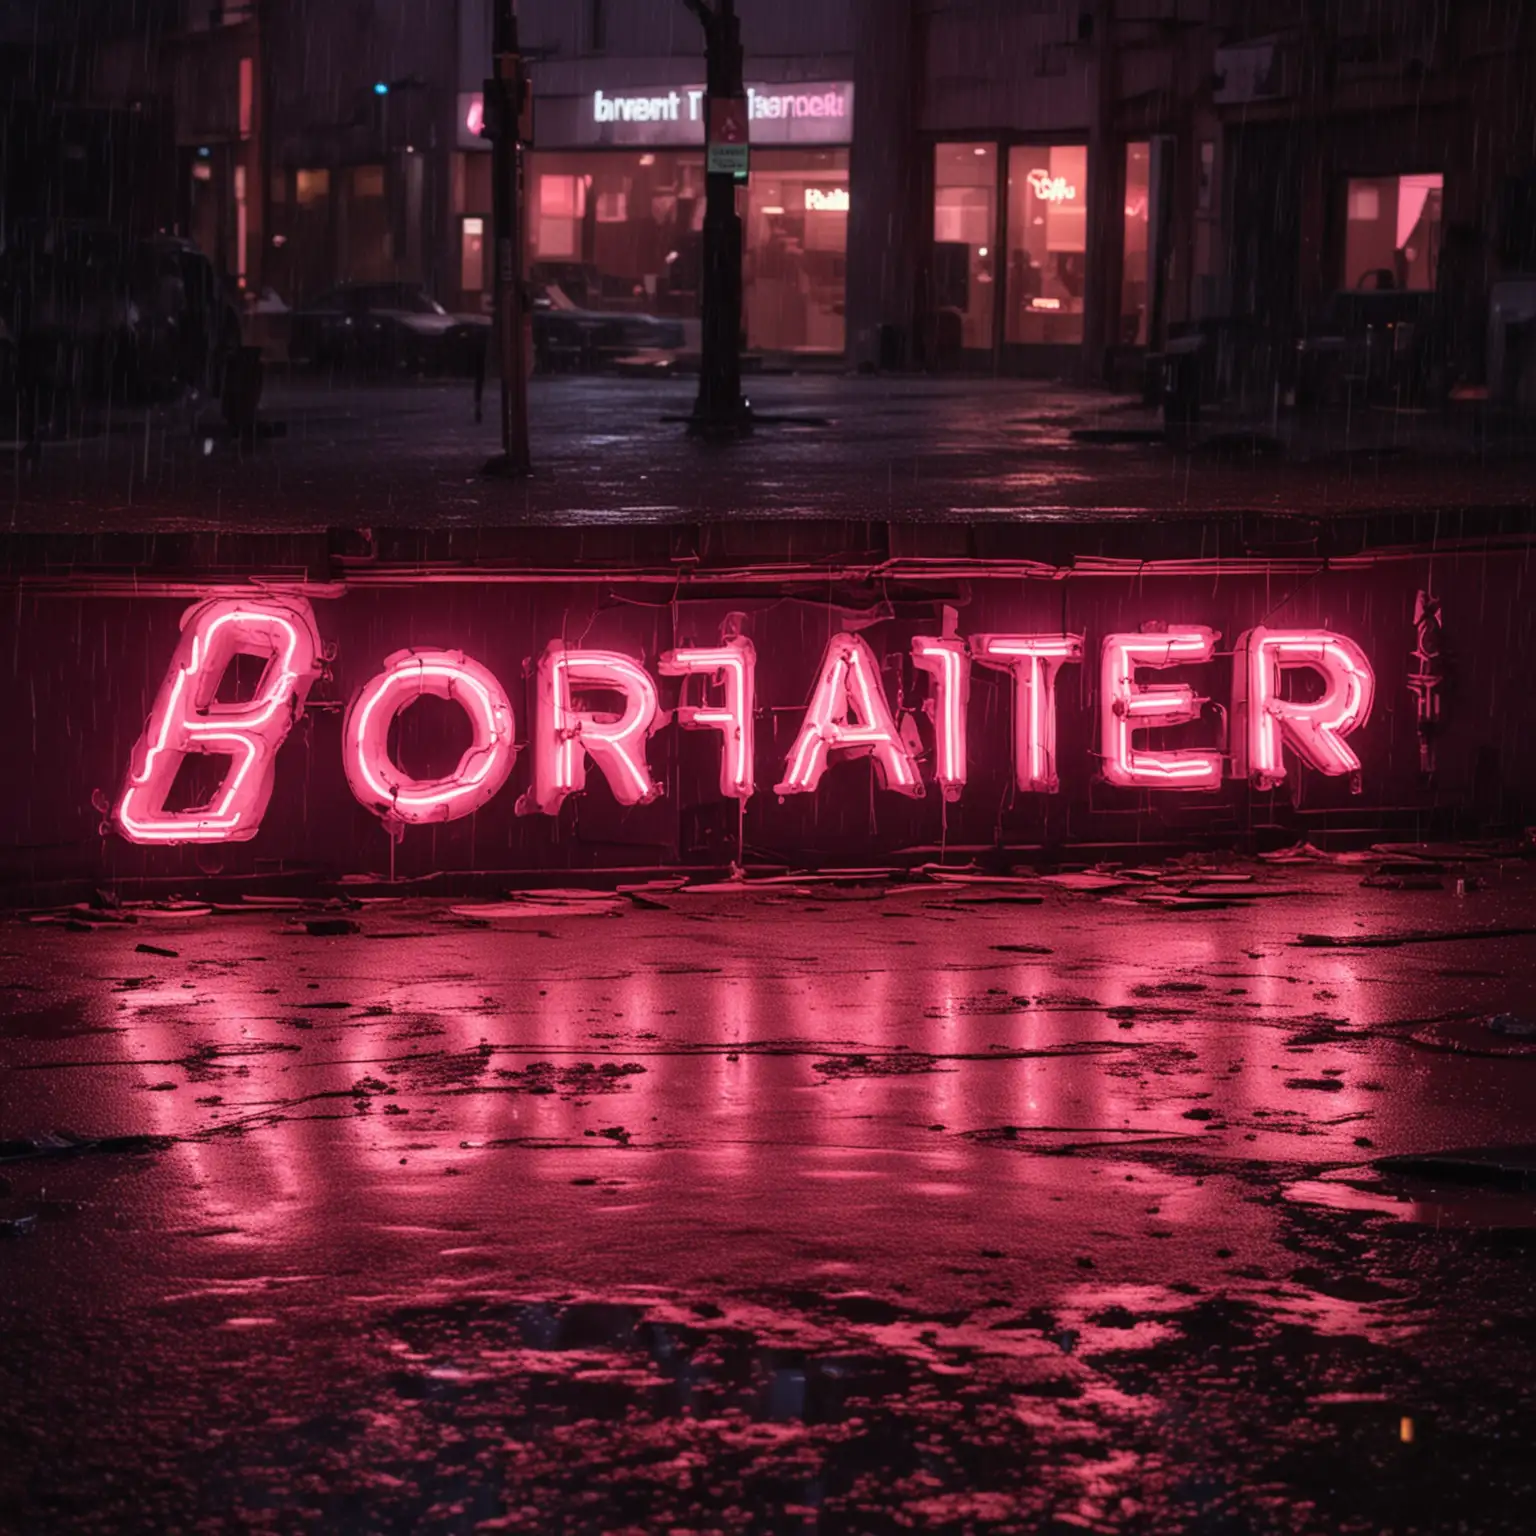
<box><xmin>525</xmin><ymin>148</ymin><xmax>848</xmax><ymax>353</ymax></box>
<box><xmin>932</xmin><ymin>143</ymin><xmax>997</xmax><ymax>351</ymax></box>
<box><xmin>295</xmin><ymin>168</ymin><xmax>329</xmax><ymax>206</ymax></box>
<box><xmin>528</xmin><ymin>151</ymin><xmax>704</xmax><ymax>310</ymax></box>
<box><xmin>460</xmin><ymin>216</ymin><xmax>484</xmax><ymax>297</ymax></box>
<box><xmin>536</xmin><ymin>173</ymin><xmax>589</xmax><ymax>260</ymax></box>
<box><xmin>1122</xmin><ymin>142</ymin><xmax>1150</xmax><ymax>345</ymax></box>
<box><xmin>1005</xmin><ymin>144</ymin><xmax>1087</xmax><ymax>344</ymax></box>
<box><xmin>343</xmin><ymin>163</ymin><xmax>391</xmax><ymax>282</ymax></box>
<box><xmin>1344</xmin><ymin>173</ymin><xmax>1442</xmax><ymax>291</ymax></box>
<box><xmin>745</xmin><ymin>150</ymin><xmax>848</xmax><ymax>352</ymax></box>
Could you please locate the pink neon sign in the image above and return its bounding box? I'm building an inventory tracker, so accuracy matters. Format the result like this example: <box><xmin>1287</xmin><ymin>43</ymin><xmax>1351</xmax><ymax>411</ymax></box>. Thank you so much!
<box><xmin>973</xmin><ymin>633</ymin><xmax>1083</xmax><ymax>794</ymax></box>
<box><xmin>114</xmin><ymin>604</ymin><xmax>1380</xmax><ymax>846</ymax></box>
<box><xmin>343</xmin><ymin>648</ymin><xmax>517</xmax><ymax>825</ymax></box>
<box><xmin>659</xmin><ymin>637</ymin><xmax>757</xmax><ymax>800</ymax></box>
<box><xmin>1232</xmin><ymin>627</ymin><xmax>1375</xmax><ymax>789</ymax></box>
<box><xmin>911</xmin><ymin>637</ymin><xmax>970</xmax><ymax>800</ymax></box>
<box><xmin>775</xmin><ymin>632</ymin><xmax>923</xmax><ymax>799</ymax></box>
<box><xmin>524</xmin><ymin>643</ymin><xmax>663</xmax><ymax>817</ymax></box>
<box><xmin>1100</xmin><ymin>627</ymin><xmax>1224</xmax><ymax>790</ymax></box>
<box><xmin>116</xmin><ymin>596</ymin><xmax>323</xmax><ymax>844</ymax></box>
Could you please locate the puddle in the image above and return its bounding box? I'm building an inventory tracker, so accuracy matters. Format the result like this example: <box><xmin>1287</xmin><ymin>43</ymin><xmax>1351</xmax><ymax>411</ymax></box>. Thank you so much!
<box><xmin>1286</xmin><ymin>1167</ymin><xmax>1536</xmax><ymax>1228</ymax></box>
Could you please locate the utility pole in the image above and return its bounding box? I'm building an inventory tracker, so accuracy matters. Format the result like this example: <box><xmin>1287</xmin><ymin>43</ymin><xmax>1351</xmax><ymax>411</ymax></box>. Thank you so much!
<box><xmin>682</xmin><ymin>0</ymin><xmax>752</xmax><ymax>438</ymax></box>
<box><xmin>483</xmin><ymin>0</ymin><xmax>531</xmax><ymax>476</ymax></box>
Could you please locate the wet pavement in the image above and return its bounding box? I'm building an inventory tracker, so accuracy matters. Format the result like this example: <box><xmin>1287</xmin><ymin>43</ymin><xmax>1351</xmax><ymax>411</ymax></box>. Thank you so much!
<box><xmin>4</xmin><ymin>860</ymin><xmax>1536</xmax><ymax>1532</ymax></box>
<box><xmin>8</xmin><ymin>373</ymin><xmax>1536</xmax><ymax>532</ymax></box>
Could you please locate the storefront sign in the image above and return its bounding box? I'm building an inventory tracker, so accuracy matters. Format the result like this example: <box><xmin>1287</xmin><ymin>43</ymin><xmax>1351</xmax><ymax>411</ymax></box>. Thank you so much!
<box><xmin>1027</xmin><ymin>170</ymin><xmax>1078</xmax><ymax>203</ymax></box>
<box><xmin>111</xmin><ymin>596</ymin><xmax>1375</xmax><ymax>847</ymax></box>
<box><xmin>520</xmin><ymin>80</ymin><xmax>854</xmax><ymax>150</ymax></box>
<box><xmin>805</xmin><ymin>187</ymin><xmax>850</xmax><ymax>213</ymax></box>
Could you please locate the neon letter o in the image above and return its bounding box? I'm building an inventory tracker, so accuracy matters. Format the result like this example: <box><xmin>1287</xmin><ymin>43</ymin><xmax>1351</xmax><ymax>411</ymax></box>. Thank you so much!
<box><xmin>344</xmin><ymin>649</ymin><xmax>517</xmax><ymax>825</ymax></box>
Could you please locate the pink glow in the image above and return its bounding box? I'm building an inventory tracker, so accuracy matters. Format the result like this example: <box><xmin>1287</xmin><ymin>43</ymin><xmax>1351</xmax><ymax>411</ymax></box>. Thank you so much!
<box><xmin>1100</xmin><ymin>627</ymin><xmax>1223</xmax><ymax>790</ymax></box>
<box><xmin>972</xmin><ymin>633</ymin><xmax>1083</xmax><ymax>793</ymax></box>
<box><xmin>1233</xmin><ymin>627</ymin><xmax>1375</xmax><ymax>790</ymax></box>
<box><xmin>116</xmin><ymin>597</ymin><xmax>323</xmax><ymax>844</ymax></box>
<box><xmin>774</xmin><ymin>633</ymin><xmax>922</xmax><ymax>798</ymax></box>
<box><xmin>524</xmin><ymin>644</ymin><xmax>662</xmax><ymax>816</ymax></box>
<box><xmin>911</xmin><ymin>637</ymin><xmax>971</xmax><ymax>799</ymax></box>
<box><xmin>659</xmin><ymin>639</ymin><xmax>757</xmax><ymax>800</ymax></box>
<box><xmin>343</xmin><ymin>649</ymin><xmax>516</xmax><ymax>825</ymax></box>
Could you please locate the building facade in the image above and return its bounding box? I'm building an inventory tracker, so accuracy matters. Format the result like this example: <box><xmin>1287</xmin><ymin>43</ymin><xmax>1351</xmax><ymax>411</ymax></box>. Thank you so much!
<box><xmin>858</xmin><ymin>0</ymin><xmax>1536</xmax><ymax>394</ymax></box>
<box><xmin>456</xmin><ymin>0</ymin><xmax>856</xmax><ymax>353</ymax></box>
<box><xmin>34</xmin><ymin>0</ymin><xmax>1536</xmax><ymax>403</ymax></box>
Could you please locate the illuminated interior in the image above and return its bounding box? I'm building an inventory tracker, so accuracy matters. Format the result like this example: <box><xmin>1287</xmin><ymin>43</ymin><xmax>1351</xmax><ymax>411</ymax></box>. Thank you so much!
<box><xmin>932</xmin><ymin>142</ymin><xmax>997</xmax><ymax>351</ymax></box>
<box><xmin>522</xmin><ymin>148</ymin><xmax>849</xmax><ymax>354</ymax></box>
<box><xmin>1344</xmin><ymin>172</ymin><xmax>1443</xmax><ymax>291</ymax></box>
<box><xmin>1122</xmin><ymin>142</ymin><xmax>1150</xmax><ymax>345</ymax></box>
<box><xmin>1005</xmin><ymin>143</ymin><xmax>1088</xmax><ymax>345</ymax></box>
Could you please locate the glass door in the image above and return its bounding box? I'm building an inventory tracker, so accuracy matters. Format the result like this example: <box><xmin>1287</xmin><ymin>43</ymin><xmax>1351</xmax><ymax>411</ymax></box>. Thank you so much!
<box><xmin>1004</xmin><ymin>144</ymin><xmax>1088</xmax><ymax>345</ymax></box>
<box><xmin>932</xmin><ymin>143</ymin><xmax>998</xmax><ymax>354</ymax></box>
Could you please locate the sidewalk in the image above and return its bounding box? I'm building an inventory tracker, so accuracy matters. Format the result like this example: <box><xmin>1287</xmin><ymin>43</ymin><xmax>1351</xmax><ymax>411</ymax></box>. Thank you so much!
<box><xmin>6</xmin><ymin>371</ymin><xmax>1536</xmax><ymax>533</ymax></box>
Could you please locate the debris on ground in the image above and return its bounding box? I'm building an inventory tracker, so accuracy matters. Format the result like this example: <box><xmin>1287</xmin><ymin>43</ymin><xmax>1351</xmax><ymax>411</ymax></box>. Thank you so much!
<box><xmin>1486</xmin><ymin>1013</ymin><xmax>1536</xmax><ymax>1039</ymax></box>
<box><xmin>1375</xmin><ymin>1145</ymin><xmax>1536</xmax><ymax>1191</ymax></box>
<box><xmin>0</xmin><ymin>1132</ymin><xmax>174</xmax><ymax>1163</ymax></box>
<box><xmin>304</xmin><ymin>916</ymin><xmax>363</xmax><ymax>936</ymax></box>
<box><xmin>1298</xmin><ymin>924</ymin><xmax>1536</xmax><ymax>949</ymax></box>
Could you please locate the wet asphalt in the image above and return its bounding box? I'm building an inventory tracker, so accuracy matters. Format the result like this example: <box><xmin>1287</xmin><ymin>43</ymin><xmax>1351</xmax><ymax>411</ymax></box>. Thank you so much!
<box><xmin>3</xmin><ymin>859</ymin><xmax>1536</xmax><ymax>1532</ymax></box>
<box><xmin>8</xmin><ymin>372</ymin><xmax>1536</xmax><ymax>532</ymax></box>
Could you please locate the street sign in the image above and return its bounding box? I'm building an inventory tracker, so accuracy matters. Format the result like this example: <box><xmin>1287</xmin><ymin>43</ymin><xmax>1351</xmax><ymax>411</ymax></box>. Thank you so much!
<box><xmin>707</xmin><ymin>95</ymin><xmax>750</xmax><ymax>176</ymax></box>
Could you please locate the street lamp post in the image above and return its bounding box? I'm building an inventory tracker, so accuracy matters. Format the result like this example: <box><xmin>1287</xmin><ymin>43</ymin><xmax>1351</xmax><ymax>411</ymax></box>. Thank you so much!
<box><xmin>682</xmin><ymin>0</ymin><xmax>752</xmax><ymax>438</ymax></box>
<box><xmin>484</xmin><ymin>0</ymin><xmax>531</xmax><ymax>476</ymax></box>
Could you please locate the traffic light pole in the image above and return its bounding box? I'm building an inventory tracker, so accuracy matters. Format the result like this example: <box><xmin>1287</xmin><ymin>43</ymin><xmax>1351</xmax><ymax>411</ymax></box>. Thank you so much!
<box><xmin>484</xmin><ymin>0</ymin><xmax>531</xmax><ymax>476</ymax></box>
<box><xmin>684</xmin><ymin>0</ymin><xmax>752</xmax><ymax>438</ymax></box>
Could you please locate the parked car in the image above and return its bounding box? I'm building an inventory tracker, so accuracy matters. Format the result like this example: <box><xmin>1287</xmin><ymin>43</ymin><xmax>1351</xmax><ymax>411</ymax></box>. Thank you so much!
<box><xmin>126</xmin><ymin>235</ymin><xmax>245</xmax><ymax>399</ymax></box>
<box><xmin>0</xmin><ymin>226</ymin><xmax>242</xmax><ymax>445</ymax></box>
<box><xmin>1294</xmin><ymin>288</ymin><xmax>1442</xmax><ymax>410</ymax></box>
<box><xmin>530</xmin><ymin>281</ymin><xmax>685</xmax><ymax>372</ymax></box>
<box><xmin>288</xmin><ymin>283</ymin><xmax>490</xmax><ymax>374</ymax></box>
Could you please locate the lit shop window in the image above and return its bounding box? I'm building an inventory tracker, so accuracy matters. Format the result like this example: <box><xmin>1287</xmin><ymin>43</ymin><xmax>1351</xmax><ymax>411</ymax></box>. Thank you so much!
<box><xmin>234</xmin><ymin>164</ymin><xmax>248</xmax><ymax>288</ymax></box>
<box><xmin>238</xmin><ymin>56</ymin><xmax>253</xmax><ymax>140</ymax></box>
<box><xmin>1005</xmin><ymin>144</ymin><xmax>1088</xmax><ymax>344</ymax></box>
<box><xmin>1121</xmin><ymin>142</ymin><xmax>1150</xmax><ymax>344</ymax></box>
<box><xmin>932</xmin><ymin>143</ymin><xmax>997</xmax><ymax>351</ymax></box>
<box><xmin>745</xmin><ymin>150</ymin><xmax>848</xmax><ymax>352</ymax></box>
<box><xmin>528</xmin><ymin>154</ymin><xmax>700</xmax><ymax>295</ymax></box>
<box><xmin>535</xmin><ymin>174</ymin><xmax>588</xmax><ymax>259</ymax></box>
<box><xmin>460</xmin><ymin>217</ymin><xmax>484</xmax><ymax>295</ymax></box>
<box><xmin>1344</xmin><ymin>173</ymin><xmax>1442</xmax><ymax>291</ymax></box>
<box><xmin>295</xmin><ymin>168</ymin><xmax>330</xmax><ymax>206</ymax></box>
<box><xmin>525</xmin><ymin>150</ymin><xmax>848</xmax><ymax>354</ymax></box>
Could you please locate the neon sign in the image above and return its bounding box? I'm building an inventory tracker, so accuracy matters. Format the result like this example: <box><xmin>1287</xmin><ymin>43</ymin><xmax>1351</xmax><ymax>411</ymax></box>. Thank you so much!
<box><xmin>911</xmin><ymin>637</ymin><xmax>970</xmax><ymax>800</ymax></box>
<box><xmin>1101</xmin><ymin>627</ymin><xmax>1224</xmax><ymax>790</ymax></box>
<box><xmin>804</xmin><ymin>187</ymin><xmax>850</xmax><ymax>213</ymax></box>
<box><xmin>660</xmin><ymin>637</ymin><xmax>757</xmax><ymax>801</ymax></box>
<box><xmin>524</xmin><ymin>643</ymin><xmax>663</xmax><ymax>816</ymax></box>
<box><xmin>117</xmin><ymin>596</ymin><xmax>323</xmax><ymax>843</ymax></box>
<box><xmin>1231</xmin><ymin>627</ymin><xmax>1375</xmax><ymax>790</ymax></box>
<box><xmin>1027</xmin><ymin>170</ymin><xmax>1077</xmax><ymax>203</ymax></box>
<box><xmin>775</xmin><ymin>633</ymin><xmax>923</xmax><ymax>799</ymax></box>
<box><xmin>344</xmin><ymin>648</ymin><xmax>516</xmax><ymax>825</ymax></box>
<box><xmin>973</xmin><ymin>634</ymin><xmax>1083</xmax><ymax>794</ymax></box>
<box><xmin>113</xmin><ymin>607</ymin><xmax>1377</xmax><ymax>846</ymax></box>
